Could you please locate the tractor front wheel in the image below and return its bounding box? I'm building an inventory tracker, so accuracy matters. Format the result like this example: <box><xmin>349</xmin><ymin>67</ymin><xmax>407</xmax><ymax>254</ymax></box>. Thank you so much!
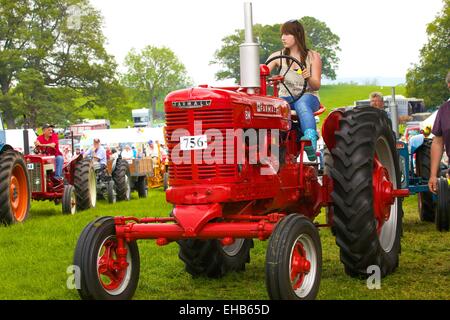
<box><xmin>73</xmin><ymin>216</ymin><xmax>140</xmax><ymax>300</ymax></box>
<box><xmin>107</xmin><ymin>181</ymin><xmax>117</xmax><ymax>204</ymax></box>
<box><xmin>137</xmin><ymin>176</ymin><xmax>147</xmax><ymax>198</ymax></box>
<box><xmin>178</xmin><ymin>238</ymin><xmax>253</xmax><ymax>278</ymax></box>
<box><xmin>330</xmin><ymin>107</ymin><xmax>403</xmax><ymax>278</ymax></box>
<box><xmin>265</xmin><ymin>214</ymin><xmax>322</xmax><ymax>300</ymax></box>
<box><xmin>62</xmin><ymin>185</ymin><xmax>77</xmax><ymax>215</ymax></box>
<box><xmin>0</xmin><ymin>150</ymin><xmax>30</xmax><ymax>225</ymax></box>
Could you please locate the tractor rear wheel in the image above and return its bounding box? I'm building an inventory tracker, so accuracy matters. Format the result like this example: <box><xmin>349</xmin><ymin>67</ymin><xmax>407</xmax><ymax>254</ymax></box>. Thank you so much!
<box><xmin>330</xmin><ymin>107</ymin><xmax>403</xmax><ymax>278</ymax></box>
<box><xmin>62</xmin><ymin>184</ymin><xmax>77</xmax><ymax>215</ymax></box>
<box><xmin>0</xmin><ymin>150</ymin><xmax>30</xmax><ymax>225</ymax></box>
<box><xmin>265</xmin><ymin>214</ymin><xmax>322</xmax><ymax>300</ymax></box>
<box><xmin>113</xmin><ymin>159</ymin><xmax>131</xmax><ymax>201</ymax></box>
<box><xmin>178</xmin><ymin>238</ymin><xmax>253</xmax><ymax>278</ymax></box>
<box><xmin>416</xmin><ymin>139</ymin><xmax>436</xmax><ymax>222</ymax></box>
<box><xmin>435</xmin><ymin>178</ymin><xmax>449</xmax><ymax>232</ymax></box>
<box><xmin>74</xmin><ymin>159</ymin><xmax>96</xmax><ymax>211</ymax></box>
<box><xmin>73</xmin><ymin>216</ymin><xmax>140</xmax><ymax>300</ymax></box>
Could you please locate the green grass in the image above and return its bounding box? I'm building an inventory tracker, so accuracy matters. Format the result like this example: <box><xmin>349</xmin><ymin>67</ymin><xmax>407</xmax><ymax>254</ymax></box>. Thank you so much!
<box><xmin>0</xmin><ymin>188</ymin><xmax>449</xmax><ymax>300</ymax></box>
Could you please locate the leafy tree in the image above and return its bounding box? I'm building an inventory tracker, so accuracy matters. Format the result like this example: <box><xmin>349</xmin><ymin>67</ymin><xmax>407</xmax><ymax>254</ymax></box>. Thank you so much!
<box><xmin>122</xmin><ymin>46</ymin><xmax>192</xmax><ymax>119</ymax></box>
<box><xmin>406</xmin><ymin>0</ymin><xmax>450</xmax><ymax>108</ymax></box>
<box><xmin>211</xmin><ymin>17</ymin><xmax>341</xmax><ymax>82</ymax></box>
<box><xmin>0</xmin><ymin>0</ymin><xmax>120</xmax><ymax>128</ymax></box>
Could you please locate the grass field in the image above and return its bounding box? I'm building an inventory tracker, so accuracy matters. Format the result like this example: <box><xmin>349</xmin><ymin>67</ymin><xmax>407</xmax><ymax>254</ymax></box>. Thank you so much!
<box><xmin>0</xmin><ymin>188</ymin><xmax>449</xmax><ymax>300</ymax></box>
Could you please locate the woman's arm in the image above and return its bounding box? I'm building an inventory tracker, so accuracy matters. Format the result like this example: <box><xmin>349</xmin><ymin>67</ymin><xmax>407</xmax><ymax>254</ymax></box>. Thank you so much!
<box><xmin>266</xmin><ymin>52</ymin><xmax>280</xmax><ymax>73</ymax></box>
<box><xmin>302</xmin><ymin>51</ymin><xmax>322</xmax><ymax>91</ymax></box>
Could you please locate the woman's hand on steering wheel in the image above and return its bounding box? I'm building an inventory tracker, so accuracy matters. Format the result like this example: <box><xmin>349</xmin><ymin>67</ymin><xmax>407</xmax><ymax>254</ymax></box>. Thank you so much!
<box><xmin>264</xmin><ymin>54</ymin><xmax>307</xmax><ymax>104</ymax></box>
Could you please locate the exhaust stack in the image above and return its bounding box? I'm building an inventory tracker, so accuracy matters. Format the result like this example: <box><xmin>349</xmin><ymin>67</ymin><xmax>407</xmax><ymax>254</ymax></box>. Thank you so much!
<box><xmin>239</xmin><ymin>2</ymin><xmax>260</xmax><ymax>93</ymax></box>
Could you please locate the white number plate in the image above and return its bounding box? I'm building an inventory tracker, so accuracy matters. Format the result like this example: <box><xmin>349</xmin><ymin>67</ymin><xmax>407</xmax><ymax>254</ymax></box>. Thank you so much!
<box><xmin>180</xmin><ymin>135</ymin><xmax>207</xmax><ymax>151</ymax></box>
<box><xmin>27</xmin><ymin>164</ymin><xmax>34</xmax><ymax>170</ymax></box>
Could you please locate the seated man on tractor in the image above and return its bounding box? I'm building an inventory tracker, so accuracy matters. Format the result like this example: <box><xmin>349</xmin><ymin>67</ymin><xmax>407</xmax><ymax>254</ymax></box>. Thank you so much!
<box><xmin>34</xmin><ymin>123</ymin><xmax>64</xmax><ymax>181</ymax></box>
<box><xmin>84</xmin><ymin>138</ymin><xmax>107</xmax><ymax>171</ymax></box>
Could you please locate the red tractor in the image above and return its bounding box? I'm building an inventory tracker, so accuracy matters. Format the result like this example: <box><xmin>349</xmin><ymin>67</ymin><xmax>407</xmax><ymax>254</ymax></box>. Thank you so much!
<box><xmin>26</xmin><ymin>148</ymin><xmax>96</xmax><ymax>215</ymax></box>
<box><xmin>73</xmin><ymin>3</ymin><xmax>408</xmax><ymax>300</ymax></box>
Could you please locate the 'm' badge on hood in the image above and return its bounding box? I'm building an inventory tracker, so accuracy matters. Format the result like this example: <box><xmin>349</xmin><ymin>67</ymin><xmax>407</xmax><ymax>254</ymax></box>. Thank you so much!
<box><xmin>172</xmin><ymin>100</ymin><xmax>212</xmax><ymax>108</ymax></box>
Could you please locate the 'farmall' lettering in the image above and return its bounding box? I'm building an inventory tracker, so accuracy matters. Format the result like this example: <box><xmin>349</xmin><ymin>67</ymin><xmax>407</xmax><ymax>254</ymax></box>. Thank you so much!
<box><xmin>172</xmin><ymin>100</ymin><xmax>212</xmax><ymax>108</ymax></box>
<box><xmin>256</xmin><ymin>102</ymin><xmax>279</xmax><ymax>114</ymax></box>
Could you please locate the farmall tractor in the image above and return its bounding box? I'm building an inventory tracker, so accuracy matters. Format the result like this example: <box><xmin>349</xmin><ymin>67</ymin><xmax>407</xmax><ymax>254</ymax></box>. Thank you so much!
<box><xmin>73</xmin><ymin>3</ymin><xmax>409</xmax><ymax>300</ymax></box>
<box><xmin>0</xmin><ymin>115</ymin><xmax>31</xmax><ymax>225</ymax></box>
<box><xmin>26</xmin><ymin>143</ymin><xmax>96</xmax><ymax>215</ymax></box>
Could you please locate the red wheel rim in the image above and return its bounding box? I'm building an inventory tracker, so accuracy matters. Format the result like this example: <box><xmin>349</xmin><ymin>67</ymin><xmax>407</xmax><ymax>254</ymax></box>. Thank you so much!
<box><xmin>10</xmin><ymin>164</ymin><xmax>28</xmax><ymax>222</ymax></box>
<box><xmin>97</xmin><ymin>237</ymin><xmax>130</xmax><ymax>294</ymax></box>
<box><xmin>290</xmin><ymin>241</ymin><xmax>311</xmax><ymax>290</ymax></box>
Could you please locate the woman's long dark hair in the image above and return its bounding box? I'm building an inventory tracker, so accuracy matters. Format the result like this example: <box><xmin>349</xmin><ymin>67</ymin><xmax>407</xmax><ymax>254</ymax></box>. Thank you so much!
<box><xmin>280</xmin><ymin>20</ymin><xmax>309</xmax><ymax>65</ymax></box>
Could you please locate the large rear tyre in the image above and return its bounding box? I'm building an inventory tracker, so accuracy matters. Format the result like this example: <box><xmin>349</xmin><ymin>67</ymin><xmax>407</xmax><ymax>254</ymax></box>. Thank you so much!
<box><xmin>74</xmin><ymin>159</ymin><xmax>96</xmax><ymax>211</ymax></box>
<box><xmin>73</xmin><ymin>216</ymin><xmax>140</xmax><ymax>300</ymax></box>
<box><xmin>62</xmin><ymin>184</ymin><xmax>77</xmax><ymax>215</ymax></box>
<box><xmin>178</xmin><ymin>238</ymin><xmax>253</xmax><ymax>278</ymax></box>
<box><xmin>330</xmin><ymin>107</ymin><xmax>403</xmax><ymax>278</ymax></box>
<box><xmin>113</xmin><ymin>159</ymin><xmax>131</xmax><ymax>201</ymax></box>
<box><xmin>265</xmin><ymin>214</ymin><xmax>322</xmax><ymax>300</ymax></box>
<box><xmin>435</xmin><ymin>178</ymin><xmax>449</xmax><ymax>232</ymax></box>
<box><xmin>416</xmin><ymin>139</ymin><xmax>436</xmax><ymax>222</ymax></box>
<box><xmin>0</xmin><ymin>150</ymin><xmax>30</xmax><ymax>225</ymax></box>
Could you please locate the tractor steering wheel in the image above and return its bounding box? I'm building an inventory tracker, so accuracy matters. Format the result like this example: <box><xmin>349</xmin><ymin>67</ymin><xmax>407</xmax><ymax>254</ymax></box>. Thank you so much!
<box><xmin>264</xmin><ymin>55</ymin><xmax>307</xmax><ymax>104</ymax></box>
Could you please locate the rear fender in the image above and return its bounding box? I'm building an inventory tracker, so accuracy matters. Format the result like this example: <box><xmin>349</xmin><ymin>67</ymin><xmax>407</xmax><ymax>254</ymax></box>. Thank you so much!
<box><xmin>321</xmin><ymin>109</ymin><xmax>344</xmax><ymax>151</ymax></box>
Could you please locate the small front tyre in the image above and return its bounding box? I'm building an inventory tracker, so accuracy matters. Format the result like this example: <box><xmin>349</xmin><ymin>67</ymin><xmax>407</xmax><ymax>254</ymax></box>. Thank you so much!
<box><xmin>265</xmin><ymin>214</ymin><xmax>322</xmax><ymax>300</ymax></box>
<box><xmin>62</xmin><ymin>185</ymin><xmax>77</xmax><ymax>215</ymax></box>
<box><xmin>73</xmin><ymin>217</ymin><xmax>140</xmax><ymax>300</ymax></box>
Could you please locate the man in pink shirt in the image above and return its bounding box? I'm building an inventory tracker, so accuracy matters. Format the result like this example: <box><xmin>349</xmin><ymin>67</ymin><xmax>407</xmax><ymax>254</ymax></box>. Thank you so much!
<box><xmin>34</xmin><ymin>124</ymin><xmax>64</xmax><ymax>180</ymax></box>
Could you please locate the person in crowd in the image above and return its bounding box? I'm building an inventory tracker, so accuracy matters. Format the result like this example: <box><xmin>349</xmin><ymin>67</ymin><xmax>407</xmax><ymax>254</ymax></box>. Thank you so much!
<box><xmin>121</xmin><ymin>144</ymin><xmax>134</xmax><ymax>160</ymax></box>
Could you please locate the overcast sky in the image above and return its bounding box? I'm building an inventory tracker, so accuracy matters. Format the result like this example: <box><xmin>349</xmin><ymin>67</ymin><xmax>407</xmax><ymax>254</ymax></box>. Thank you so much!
<box><xmin>89</xmin><ymin>0</ymin><xmax>444</xmax><ymax>86</ymax></box>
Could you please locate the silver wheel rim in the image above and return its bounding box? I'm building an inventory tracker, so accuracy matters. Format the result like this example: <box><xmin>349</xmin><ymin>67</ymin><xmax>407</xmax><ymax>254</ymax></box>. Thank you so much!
<box><xmin>289</xmin><ymin>234</ymin><xmax>317</xmax><ymax>298</ymax></box>
<box><xmin>70</xmin><ymin>189</ymin><xmax>76</xmax><ymax>215</ymax></box>
<box><xmin>222</xmin><ymin>238</ymin><xmax>245</xmax><ymax>256</ymax></box>
<box><xmin>375</xmin><ymin>136</ymin><xmax>398</xmax><ymax>253</ymax></box>
<box><xmin>89</xmin><ymin>168</ymin><xmax>97</xmax><ymax>208</ymax></box>
<box><xmin>96</xmin><ymin>235</ymin><xmax>132</xmax><ymax>296</ymax></box>
<box><xmin>125</xmin><ymin>175</ymin><xmax>131</xmax><ymax>200</ymax></box>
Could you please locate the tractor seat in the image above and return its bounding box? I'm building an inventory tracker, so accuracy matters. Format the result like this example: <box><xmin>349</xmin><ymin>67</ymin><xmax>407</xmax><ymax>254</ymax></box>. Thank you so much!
<box><xmin>290</xmin><ymin>104</ymin><xmax>326</xmax><ymax>121</ymax></box>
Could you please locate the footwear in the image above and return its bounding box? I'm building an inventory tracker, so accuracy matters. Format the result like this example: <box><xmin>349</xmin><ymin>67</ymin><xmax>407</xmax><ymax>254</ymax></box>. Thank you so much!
<box><xmin>301</xmin><ymin>129</ymin><xmax>318</xmax><ymax>161</ymax></box>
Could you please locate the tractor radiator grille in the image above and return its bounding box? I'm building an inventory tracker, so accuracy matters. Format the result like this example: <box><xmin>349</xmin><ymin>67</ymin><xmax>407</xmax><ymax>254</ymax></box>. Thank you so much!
<box><xmin>28</xmin><ymin>163</ymin><xmax>42</xmax><ymax>193</ymax></box>
<box><xmin>166</xmin><ymin>108</ymin><xmax>236</xmax><ymax>181</ymax></box>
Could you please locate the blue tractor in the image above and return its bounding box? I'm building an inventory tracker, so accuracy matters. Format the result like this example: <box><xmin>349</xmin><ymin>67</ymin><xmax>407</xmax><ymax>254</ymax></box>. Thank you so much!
<box><xmin>0</xmin><ymin>114</ymin><xmax>31</xmax><ymax>225</ymax></box>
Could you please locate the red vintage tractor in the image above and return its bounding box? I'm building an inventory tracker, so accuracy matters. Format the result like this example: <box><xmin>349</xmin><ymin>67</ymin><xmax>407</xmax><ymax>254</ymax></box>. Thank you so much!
<box><xmin>26</xmin><ymin>148</ymin><xmax>96</xmax><ymax>215</ymax></box>
<box><xmin>73</xmin><ymin>3</ymin><xmax>409</xmax><ymax>300</ymax></box>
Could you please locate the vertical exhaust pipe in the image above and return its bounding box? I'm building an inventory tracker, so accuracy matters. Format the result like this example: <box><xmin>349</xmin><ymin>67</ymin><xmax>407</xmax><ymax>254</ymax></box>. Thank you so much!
<box><xmin>389</xmin><ymin>87</ymin><xmax>399</xmax><ymax>139</ymax></box>
<box><xmin>240</xmin><ymin>2</ymin><xmax>260</xmax><ymax>94</ymax></box>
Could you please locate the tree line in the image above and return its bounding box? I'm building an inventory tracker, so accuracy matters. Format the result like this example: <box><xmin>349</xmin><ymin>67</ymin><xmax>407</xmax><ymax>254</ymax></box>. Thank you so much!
<box><xmin>0</xmin><ymin>0</ymin><xmax>447</xmax><ymax>129</ymax></box>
